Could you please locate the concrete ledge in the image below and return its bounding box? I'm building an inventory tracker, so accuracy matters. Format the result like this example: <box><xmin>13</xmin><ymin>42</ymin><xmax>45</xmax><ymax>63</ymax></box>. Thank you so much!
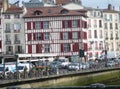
<box><xmin>0</xmin><ymin>67</ymin><xmax>120</xmax><ymax>88</ymax></box>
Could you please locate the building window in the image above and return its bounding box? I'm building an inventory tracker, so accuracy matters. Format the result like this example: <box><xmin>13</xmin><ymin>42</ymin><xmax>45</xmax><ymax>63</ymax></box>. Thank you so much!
<box><xmin>5</xmin><ymin>23</ymin><xmax>11</xmax><ymax>31</ymax></box>
<box><xmin>110</xmin><ymin>23</ymin><xmax>113</xmax><ymax>29</ymax></box>
<box><xmin>6</xmin><ymin>46</ymin><xmax>13</xmax><ymax>54</ymax></box>
<box><xmin>6</xmin><ymin>34</ymin><xmax>10</xmax><ymax>41</ymax></box>
<box><xmin>105</xmin><ymin>32</ymin><xmax>108</xmax><ymax>39</ymax></box>
<box><xmin>88</xmin><ymin>30</ymin><xmax>91</xmax><ymax>38</ymax></box>
<box><xmin>110</xmin><ymin>32</ymin><xmax>113</xmax><ymax>39</ymax></box>
<box><xmin>94</xmin><ymin>20</ymin><xmax>97</xmax><ymax>27</ymax></box>
<box><xmin>94</xmin><ymin>30</ymin><xmax>97</xmax><ymax>38</ymax></box>
<box><xmin>99</xmin><ymin>20</ymin><xmax>102</xmax><ymax>27</ymax></box>
<box><xmin>104</xmin><ymin>23</ymin><xmax>107</xmax><ymax>29</ymax></box>
<box><xmin>109</xmin><ymin>15</ymin><xmax>112</xmax><ymax>21</ymax></box>
<box><xmin>14</xmin><ymin>23</ymin><xmax>21</xmax><ymax>32</ymax></box>
<box><xmin>4</xmin><ymin>15</ymin><xmax>10</xmax><ymax>19</ymax></box>
<box><xmin>65</xmin><ymin>20</ymin><xmax>69</xmax><ymax>28</ymax></box>
<box><xmin>88</xmin><ymin>19</ymin><xmax>91</xmax><ymax>27</ymax></box>
<box><xmin>115</xmin><ymin>15</ymin><xmax>118</xmax><ymax>21</ymax></box>
<box><xmin>94</xmin><ymin>12</ymin><xmax>96</xmax><ymax>17</ymax></box>
<box><xmin>43</xmin><ymin>21</ymin><xmax>49</xmax><ymax>29</ymax></box>
<box><xmin>36</xmin><ymin>33</ymin><xmax>41</xmax><ymax>40</ymax></box>
<box><xmin>44</xmin><ymin>33</ymin><xmax>50</xmax><ymax>40</ymax></box>
<box><xmin>72</xmin><ymin>32</ymin><xmax>78</xmax><ymax>39</ymax></box>
<box><xmin>35</xmin><ymin>21</ymin><xmax>41</xmax><ymax>29</ymax></box>
<box><xmin>44</xmin><ymin>44</ymin><xmax>50</xmax><ymax>53</ymax></box>
<box><xmin>63</xmin><ymin>32</ymin><xmax>68</xmax><ymax>40</ymax></box>
<box><xmin>15</xmin><ymin>34</ymin><xmax>19</xmax><ymax>41</ymax></box>
<box><xmin>100</xmin><ymin>30</ymin><xmax>103</xmax><ymax>38</ymax></box>
<box><xmin>115</xmin><ymin>23</ymin><xmax>118</xmax><ymax>29</ymax></box>
<box><xmin>14</xmin><ymin>14</ymin><xmax>20</xmax><ymax>18</ymax></box>
<box><xmin>63</xmin><ymin>43</ymin><xmax>70</xmax><ymax>52</ymax></box>
<box><xmin>72</xmin><ymin>20</ymin><xmax>77</xmax><ymax>28</ymax></box>
<box><xmin>104</xmin><ymin>14</ymin><xmax>107</xmax><ymax>21</ymax></box>
<box><xmin>95</xmin><ymin>41</ymin><xmax>98</xmax><ymax>50</ymax></box>
<box><xmin>116</xmin><ymin>32</ymin><xmax>119</xmax><ymax>39</ymax></box>
<box><xmin>15</xmin><ymin>46</ymin><xmax>22</xmax><ymax>53</ymax></box>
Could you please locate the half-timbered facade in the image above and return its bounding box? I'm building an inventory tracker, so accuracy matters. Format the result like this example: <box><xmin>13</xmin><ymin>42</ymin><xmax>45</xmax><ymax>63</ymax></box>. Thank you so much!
<box><xmin>23</xmin><ymin>6</ymin><xmax>87</xmax><ymax>61</ymax></box>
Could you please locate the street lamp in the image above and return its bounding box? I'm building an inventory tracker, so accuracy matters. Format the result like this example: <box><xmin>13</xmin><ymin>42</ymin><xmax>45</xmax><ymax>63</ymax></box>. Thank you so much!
<box><xmin>90</xmin><ymin>41</ymin><xmax>94</xmax><ymax>60</ymax></box>
<box><xmin>70</xmin><ymin>40</ymin><xmax>74</xmax><ymax>62</ymax></box>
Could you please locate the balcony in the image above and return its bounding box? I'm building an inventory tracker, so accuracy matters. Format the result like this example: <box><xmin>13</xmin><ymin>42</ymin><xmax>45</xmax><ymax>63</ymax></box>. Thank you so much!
<box><xmin>15</xmin><ymin>50</ymin><xmax>23</xmax><ymax>54</ymax></box>
<box><xmin>6</xmin><ymin>51</ymin><xmax>13</xmax><ymax>55</ymax></box>
<box><xmin>115</xmin><ymin>37</ymin><xmax>119</xmax><ymax>40</ymax></box>
<box><xmin>5</xmin><ymin>29</ymin><xmax>11</xmax><ymax>33</ymax></box>
<box><xmin>14</xmin><ymin>29</ymin><xmax>20</xmax><ymax>33</ymax></box>
<box><xmin>5</xmin><ymin>41</ymin><xmax>11</xmax><ymax>45</ymax></box>
<box><xmin>110</xmin><ymin>37</ymin><xmax>114</xmax><ymax>40</ymax></box>
<box><xmin>14</xmin><ymin>40</ymin><xmax>20</xmax><ymax>44</ymax></box>
<box><xmin>105</xmin><ymin>37</ymin><xmax>108</xmax><ymax>40</ymax></box>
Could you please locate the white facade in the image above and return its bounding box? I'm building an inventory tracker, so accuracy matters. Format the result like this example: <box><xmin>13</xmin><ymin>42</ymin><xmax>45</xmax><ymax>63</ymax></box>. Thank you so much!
<box><xmin>103</xmin><ymin>4</ymin><xmax>120</xmax><ymax>57</ymax></box>
<box><xmin>87</xmin><ymin>9</ymin><xmax>105</xmax><ymax>60</ymax></box>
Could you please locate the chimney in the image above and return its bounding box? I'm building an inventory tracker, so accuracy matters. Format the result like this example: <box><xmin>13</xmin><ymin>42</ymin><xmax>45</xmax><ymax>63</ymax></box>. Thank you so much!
<box><xmin>113</xmin><ymin>6</ymin><xmax>115</xmax><ymax>10</ymax></box>
<box><xmin>3</xmin><ymin>0</ymin><xmax>9</xmax><ymax>12</ymax></box>
<box><xmin>108</xmin><ymin>4</ymin><xmax>112</xmax><ymax>10</ymax></box>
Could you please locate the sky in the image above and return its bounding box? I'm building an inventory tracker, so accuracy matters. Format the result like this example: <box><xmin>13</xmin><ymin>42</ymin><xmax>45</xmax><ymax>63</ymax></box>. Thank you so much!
<box><xmin>9</xmin><ymin>0</ymin><xmax>120</xmax><ymax>10</ymax></box>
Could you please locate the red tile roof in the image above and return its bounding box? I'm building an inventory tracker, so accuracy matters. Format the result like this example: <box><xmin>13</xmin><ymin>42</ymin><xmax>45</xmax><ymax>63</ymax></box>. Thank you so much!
<box><xmin>55</xmin><ymin>0</ymin><xmax>70</xmax><ymax>5</ymax></box>
<box><xmin>23</xmin><ymin>6</ymin><xmax>87</xmax><ymax>18</ymax></box>
<box><xmin>4</xmin><ymin>5</ymin><xmax>23</xmax><ymax>14</ymax></box>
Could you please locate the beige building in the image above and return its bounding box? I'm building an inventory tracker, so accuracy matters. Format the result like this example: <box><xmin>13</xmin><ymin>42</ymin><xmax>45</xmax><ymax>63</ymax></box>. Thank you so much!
<box><xmin>1</xmin><ymin>0</ymin><xmax>25</xmax><ymax>61</ymax></box>
<box><xmin>103</xmin><ymin>4</ymin><xmax>120</xmax><ymax>57</ymax></box>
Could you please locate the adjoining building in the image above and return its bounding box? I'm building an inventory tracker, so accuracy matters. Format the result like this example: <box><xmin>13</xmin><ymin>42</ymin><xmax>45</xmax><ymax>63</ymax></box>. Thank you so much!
<box><xmin>103</xmin><ymin>4</ymin><xmax>120</xmax><ymax>58</ymax></box>
<box><xmin>1</xmin><ymin>0</ymin><xmax>25</xmax><ymax>62</ymax></box>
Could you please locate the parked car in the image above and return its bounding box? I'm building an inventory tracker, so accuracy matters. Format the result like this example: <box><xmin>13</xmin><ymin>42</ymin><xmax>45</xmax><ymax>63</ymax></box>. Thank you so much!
<box><xmin>0</xmin><ymin>64</ymin><xmax>16</xmax><ymax>78</ymax></box>
<box><xmin>105</xmin><ymin>60</ymin><xmax>115</xmax><ymax>67</ymax></box>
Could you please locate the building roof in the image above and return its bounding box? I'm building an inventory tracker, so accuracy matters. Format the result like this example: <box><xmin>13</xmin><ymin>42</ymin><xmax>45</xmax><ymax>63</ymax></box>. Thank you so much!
<box><xmin>3</xmin><ymin>5</ymin><xmax>23</xmax><ymax>14</ymax></box>
<box><xmin>23</xmin><ymin>6</ymin><xmax>87</xmax><ymax>18</ymax></box>
<box><xmin>55</xmin><ymin>0</ymin><xmax>70</xmax><ymax>5</ymax></box>
<box><xmin>23</xmin><ymin>0</ymin><xmax>44</xmax><ymax>8</ymax></box>
<box><xmin>103</xmin><ymin>9</ymin><xmax>118</xmax><ymax>13</ymax></box>
<box><xmin>103</xmin><ymin>4</ymin><xmax>119</xmax><ymax>13</ymax></box>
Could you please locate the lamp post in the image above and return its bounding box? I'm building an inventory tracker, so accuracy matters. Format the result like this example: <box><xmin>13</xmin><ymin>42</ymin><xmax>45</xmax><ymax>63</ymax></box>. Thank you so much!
<box><xmin>70</xmin><ymin>40</ymin><xmax>74</xmax><ymax>62</ymax></box>
<box><xmin>90</xmin><ymin>41</ymin><xmax>94</xmax><ymax>60</ymax></box>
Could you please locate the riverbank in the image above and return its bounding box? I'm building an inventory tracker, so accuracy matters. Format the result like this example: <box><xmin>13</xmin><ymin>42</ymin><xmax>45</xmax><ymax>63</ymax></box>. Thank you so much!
<box><xmin>1</xmin><ymin>68</ymin><xmax>120</xmax><ymax>88</ymax></box>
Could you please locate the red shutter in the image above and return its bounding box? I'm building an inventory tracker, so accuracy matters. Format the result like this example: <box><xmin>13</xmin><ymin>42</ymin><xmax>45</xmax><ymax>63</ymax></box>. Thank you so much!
<box><xmin>27</xmin><ymin>22</ymin><xmax>31</xmax><ymax>30</ymax></box>
<box><xmin>73</xmin><ymin>43</ymin><xmax>79</xmax><ymax>52</ymax></box>
<box><xmin>69</xmin><ymin>32</ymin><xmax>72</xmax><ymax>39</ymax></box>
<box><xmin>41</xmin><ymin>21</ymin><xmax>43</xmax><ymax>29</ymax></box>
<box><xmin>84</xmin><ymin>21</ymin><xmax>87</xmax><ymax>28</ymax></box>
<box><xmin>60</xmin><ymin>32</ymin><xmax>63</xmax><ymax>40</ymax></box>
<box><xmin>84</xmin><ymin>43</ymin><xmax>88</xmax><ymax>51</ymax></box>
<box><xmin>36</xmin><ymin>44</ymin><xmax>42</xmax><ymax>53</ymax></box>
<box><xmin>78</xmin><ymin>31</ymin><xmax>81</xmax><ymax>39</ymax></box>
<box><xmin>33</xmin><ymin>21</ymin><xmax>35</xmax><ymax>29</ymax></box>
<box><xmin>84</xmin><ymin>32</ymin><xmax>87</xmax><ymax>39</ymax></box>
<box><xmin>77</xmin><ymin>20</ymin><xmax>80</xmax><ymax>27</ymax></box>
<box><xmin>61</xmin><ymin>44</ymin><xmax>63</xmax><ymax>52</ymax></box>
<box><xmin>28</xmin><ymin>33</ymin><xmax>31</xmax><ymax>41</ymax></box>
<box><xmin>62</xmin><ymin>20</ymin><xmax>65</xmax><ymax>28</ymax></box>
<box><xmin>0</xmin><ymin>18</ymin><xmax>1</xmax><ymax>25</ymax></box>
<box><xmin>33</xmin><ymin>33</ymin><xmax>36</xmax><ymax>41</ymax></box>
<box><xmin>68</xmin><ymin>20</ymin><xmax>72</xmax><ymax>28</ymax></box>
<box><xmin>28</xmin><ymin>44</ymin><xmax>32</xmax><ymax>53</ymax></box>
<box><xmin>0</xmin><ymin>41</ymin><xmax>1</xmax><ymax>48</ymax></box>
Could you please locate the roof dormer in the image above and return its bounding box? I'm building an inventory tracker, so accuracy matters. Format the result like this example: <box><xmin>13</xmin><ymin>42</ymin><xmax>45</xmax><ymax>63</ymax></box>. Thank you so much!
<box><xmin>60</xmin><ymin>9</ymin><xmax>69</xmax><ymax>14</ymax></box>
<box><xmin>34</xmin><ymin>10</ymin><xmax>42</xmax><ymax>15</ymax></box>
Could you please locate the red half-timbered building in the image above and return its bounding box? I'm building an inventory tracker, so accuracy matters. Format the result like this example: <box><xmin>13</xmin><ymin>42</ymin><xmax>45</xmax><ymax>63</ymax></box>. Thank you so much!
<box><xmin>23</xmin><ymin>6</ymin><xmax>87</xmax><ymax>61</ymax></box>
